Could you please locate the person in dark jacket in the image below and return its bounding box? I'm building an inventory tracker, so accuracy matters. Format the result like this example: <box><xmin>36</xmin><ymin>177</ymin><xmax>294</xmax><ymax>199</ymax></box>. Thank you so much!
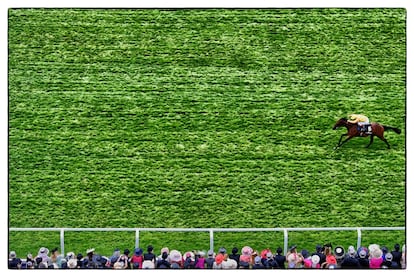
<box><xmin>311</xmin><ymin>244</ymin><xmax>326</xmax><ymax>266</ymax></box>
<box><xmin>156</xmin><ymin>252</ymin><xmax>171</xmax><ymax>269</ymax></box>
<box><xmin>143</xmin><ymin>245</ymin><xmax>156</xmax><ymax>264</ymax></box>
<box><xmin>381</xmin><ymin>253</ymin><xmax>398</xmax><ymax>269</ymax></box>
<box><xmin>274</xmin><ymin>247</ymin><xmax>286</xmax><ymax>269</ymax></box>
<box><xmin>228</xmin><ymin>247</ymin><xmax>240</xmax><ymax>268</ymax></box>
<box><xmin>8</xmin><ymin>251</ymin><xmax>22</xmax><ymax>269</ymax></box>
<box><xmin>252</xmin><ymin>256</ymin><xmax>265</xmax><ymax>269</ymax></box>
<box><xmin>357</xmin><ymin>249</ymin><xmax>369</xmax><ymax>269</ymax></box>
<box><xmin>205</xmin><ymin>250</ymin><xmax>215</xmax><ymax>269</ymax></box>
<box><xmin>340</xmin><ymin>248</ymin><xmax>361</xmax><ymax>269</ymax></box>
<box><xmin>391</xmin><ymin>244</ymin><xmax>402</xmax><ymax>268</ymax></box>
<box><xmin>123</xmin><ymin>249</ymin><xmax>131</xmax><ymax>269</ymax></box>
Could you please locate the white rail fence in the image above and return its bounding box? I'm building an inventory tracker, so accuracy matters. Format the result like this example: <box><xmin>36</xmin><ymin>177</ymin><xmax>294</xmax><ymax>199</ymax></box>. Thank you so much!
<box><xmin>9</xmin><ymin>227</ymin><xmax>405</xmax><ymax>256</ymax></box>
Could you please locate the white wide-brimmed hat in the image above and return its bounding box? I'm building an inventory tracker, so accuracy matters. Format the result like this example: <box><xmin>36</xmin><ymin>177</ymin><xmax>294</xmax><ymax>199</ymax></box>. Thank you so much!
<box><xmin>38</xmin><ymin>247</ymin><xmax>49</xmax><ymax>256</ymax></box>
<box><xmin>169</xmin><ymin>250</ymin><xmax>182</xmax><ymax>262</ymax></box>
<box><xmin>241</xmin><ymin>246</ymin><xmax>253</xmax><ymax>255</ymax></box>
<box><xmin>311</xmin><ymin>254</ymin><xmax>320</xmax><ymax>264</ymax></box>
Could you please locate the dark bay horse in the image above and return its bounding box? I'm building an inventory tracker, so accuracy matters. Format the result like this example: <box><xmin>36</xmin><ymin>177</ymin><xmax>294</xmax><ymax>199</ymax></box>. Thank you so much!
<box><xmin>333</xmin><ymin>118</ymin><xmax>401</xmax><ymax>149</ymax></box>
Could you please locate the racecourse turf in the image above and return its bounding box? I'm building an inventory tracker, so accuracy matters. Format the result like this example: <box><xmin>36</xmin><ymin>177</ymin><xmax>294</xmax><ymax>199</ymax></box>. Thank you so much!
<box><xmin>8</xmin><ymin>9</ymin><xmax>405</xmax><ymax>256</ymax></box>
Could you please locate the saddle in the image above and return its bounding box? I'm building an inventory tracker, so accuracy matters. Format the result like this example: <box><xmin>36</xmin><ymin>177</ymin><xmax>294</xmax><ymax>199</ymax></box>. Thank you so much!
<box><xmin>358</xmin><ymin>124</ymin><xmax>372</xmax><ymax>136</ymax></box>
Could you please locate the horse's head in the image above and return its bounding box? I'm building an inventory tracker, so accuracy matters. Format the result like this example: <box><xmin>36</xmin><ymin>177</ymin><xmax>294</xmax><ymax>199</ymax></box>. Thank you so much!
<box><xmin>333</xmin><ymin>118</ymin><xmax>348</xmax><ymax>130</ymax></box>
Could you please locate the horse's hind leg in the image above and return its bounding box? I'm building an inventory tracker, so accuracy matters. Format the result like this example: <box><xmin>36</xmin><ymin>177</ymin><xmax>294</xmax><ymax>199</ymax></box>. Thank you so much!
<box><xmin>378</xmin><ymin>135</ymin><xmax>391</xmax><ymax>149</ymax></box>
<box><xmin>366</xmin><ymin>135</ymin><xmax>374</xmax><ymax>148</ymax></box>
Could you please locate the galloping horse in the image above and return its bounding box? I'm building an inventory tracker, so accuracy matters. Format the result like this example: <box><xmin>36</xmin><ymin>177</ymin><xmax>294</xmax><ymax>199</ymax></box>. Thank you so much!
<box><xmin>333</xmin><ymin>118</ymin><xmax>401</xmax><ymax>149</ymax></box>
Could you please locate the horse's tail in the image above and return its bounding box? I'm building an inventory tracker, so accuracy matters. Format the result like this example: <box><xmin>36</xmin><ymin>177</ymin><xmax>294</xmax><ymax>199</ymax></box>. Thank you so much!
<box><xmin>383</xmin><ymin>125</ymin><xmax>401</xmax><ymax>134</ymax></box>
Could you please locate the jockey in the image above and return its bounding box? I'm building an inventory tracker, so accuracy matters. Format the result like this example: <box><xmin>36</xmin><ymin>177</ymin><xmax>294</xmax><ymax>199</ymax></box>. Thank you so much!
<box><xmin>347</xmin><ymin>114</ymin><xmax>370</xmax><ymax>133</ymax></box>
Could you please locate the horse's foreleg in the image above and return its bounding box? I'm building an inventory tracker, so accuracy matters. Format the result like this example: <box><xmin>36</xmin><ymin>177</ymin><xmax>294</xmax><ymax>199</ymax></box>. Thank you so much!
<box><xmin>337</xmin><ymin>135</ymin><xmax>354</xmax><ymax>148</ymax></box>
<box><xmin>336</xmin><ymin>133</ymin><xmax>348</xmax><ymax>148</ymax></box>
<box><xmin>366</xmin><ymin>135</ymin><xmax>374</xmax><ymax>148</ymax></box>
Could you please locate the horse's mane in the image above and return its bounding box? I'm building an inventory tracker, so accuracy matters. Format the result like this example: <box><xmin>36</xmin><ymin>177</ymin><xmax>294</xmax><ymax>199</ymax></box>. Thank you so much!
<box><xmin>340</xmin><ymin>117</ymin><xmax>347</xmax><ymax>121</ymax></box>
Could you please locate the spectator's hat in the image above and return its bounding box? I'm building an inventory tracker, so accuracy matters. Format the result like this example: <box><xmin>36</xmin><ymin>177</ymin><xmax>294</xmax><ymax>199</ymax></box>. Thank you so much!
<box><xmin>134</xmin><ymin>248</ymin><xmax>143</xmax><ymax>256</ymax></box>
<box><xmin>289</xmin><ymin>245</ymin><xmax>297</xmax><ymax>251</ymax></box>
<box><xmin>385</xmin><ymin>252</ymin><xmax>393</xmax><ymax>262</ymax></box>
<box><xmin>67</xmin><ymin>252</ymin><xmax>75</xmax><ymax>260</ymax></box>
<box><xmin>254</xmin><ymin>256</ymin><xmax>261</xmax><ymax>264</ymax></box>
<box><xmin>242</xmin><ymin>246</ymin><xmax>253</xmax><ymax>255</ymax></box>
<box><xmin>160</xmin><ymin>247</ymin><xmax>169</xmax><ymax>255</ymax></box>
<box><xmin>301</xmin><ymin>249</ymin><xmax>310</xmax><ymax>259</ymax></box>
<box><xmin>86</xmin><ymin>248</ymin><xmax>95</xmax><ymax>254</ymax></box>
<box><xmin>170</xmin><ymin>250</ymin><xmax>182</xmax><ymax>262</ymax></box>
<box><xmin>68</xmin><ymin>258</ymin><xmax>77</xmax><ymax>269</ymax></box>
<box><xmin>198</xmin><ymin>251</ymin><xmax>205</xmax><ymax>257</ymax></box>
<box><xmin>9</xmin><ymin>251</ymin><xmax>16</xmax><ymax>258</ymax></box>
<box><xmin>261</xmin><ymin>249</ymin><xmax>270</xmax><ymax>259</ymax></box>
<box><xmin>232</xmin><ymin>247</ymin><xmax>238</xmax><ymax>254</ymax></box>
<box><xmin>215</xmin><ymin>253</ymin><xmax>224</xmax><ymax>265</ymax></box>
<box><xmin>348</xmin><ymin>246</ymin><xmax>356</xmax><ymax>257</ymax></box>
<box><xmin>266</xmin><ymin>251</ymin><xmax>273</xmax><ymax>259</ymax></box>
<box><xmin>207</xmin><ymin>250</ymin><xmax>214</xmax><ymax>257</ymax></box>
<box><xmin>334</xmin><ymin>246</ymin><xmax>345</xmax><ymax>259</ymax></box>
<box><xmin>357</xmin><ymin>246</ymin><xmax>368</xmax><ymax>258</ymax></box>
<box><xmin>311</xmin><ymin>254</ymin><xmax>320</xmax><ymax>265</ymax></box>
<box><xmin>184</xmin><ymin>251</ymin><xmax>195</xmax><ymax>261</ymax></box>
<box><xmin>219</xmin><ymin>247</ymin><xmax>226</xmax><ymax>254</ymax></box>
<box><xmin>39</xmin><ymin>247</ymin><xmax>49</xmax><ymax>255</ymax></box>
<box><xmin>359</xmin><ymin>249</ymin><xmax>367</xmax><ymax>258</ymax></box>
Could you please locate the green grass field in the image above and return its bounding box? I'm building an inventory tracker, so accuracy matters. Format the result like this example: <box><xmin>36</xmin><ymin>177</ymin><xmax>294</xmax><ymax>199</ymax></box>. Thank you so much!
<box><xmin>8</xmin><ymin>9</ymin><xmax>405</xmax><ymax>256</ymax></box>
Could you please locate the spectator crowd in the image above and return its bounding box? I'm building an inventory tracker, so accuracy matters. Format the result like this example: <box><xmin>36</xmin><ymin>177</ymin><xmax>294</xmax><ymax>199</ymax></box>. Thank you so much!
<box><xmin>9</xmin><ymin>242</ymin><xmax>406</xmax><ymax>269</ymax></box>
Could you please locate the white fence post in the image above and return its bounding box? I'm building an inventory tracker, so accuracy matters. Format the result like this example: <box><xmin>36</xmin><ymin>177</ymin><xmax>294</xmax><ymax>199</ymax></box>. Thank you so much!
<box><xmin>135</xmin><ymin>229</ymin><xmax>140</xmax><ymax>249</ymax></box>
<box><xmin>209</xmin><ymin>229</ymin><xmax>214</xmax><ymax>251</ymax></box>
<box><xmin>357</xmin><ymin>228</ymin><xmax>362</xmax><ymax>250</ymax></box>
<box><xmin>60</xmin><ymin>228</ymin><xmax>65</xmax><ymax>256</ymax></box>
<box><xmin>283</xmin><ymin>228</ymin><xmax>288</xmax><ymax>255</ymax></box>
